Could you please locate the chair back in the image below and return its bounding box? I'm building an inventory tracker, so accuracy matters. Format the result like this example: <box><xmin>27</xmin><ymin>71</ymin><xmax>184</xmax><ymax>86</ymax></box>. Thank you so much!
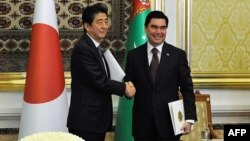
<box><xmin>180</xmin><ymin>90</ymin><xmax>219</xmax><ymax>141</ymax></box>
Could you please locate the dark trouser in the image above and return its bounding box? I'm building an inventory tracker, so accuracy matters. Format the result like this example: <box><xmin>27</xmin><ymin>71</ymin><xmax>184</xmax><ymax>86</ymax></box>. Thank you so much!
<box><xmin>68</xmin><ymin>128</ymin><xmax>106</xmax><ymax>141</ymax></box>
<box><xmin>134</xmin><ymin>117</ymin><xmax>180</xmax><ymax>141</ymax></box>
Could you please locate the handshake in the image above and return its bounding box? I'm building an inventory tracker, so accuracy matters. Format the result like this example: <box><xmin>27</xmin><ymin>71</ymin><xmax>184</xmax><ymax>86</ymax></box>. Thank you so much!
<box><xmin>125</xmin><ymin>81</ymin><xmax>136</xmax><ymax>98</ymax></box>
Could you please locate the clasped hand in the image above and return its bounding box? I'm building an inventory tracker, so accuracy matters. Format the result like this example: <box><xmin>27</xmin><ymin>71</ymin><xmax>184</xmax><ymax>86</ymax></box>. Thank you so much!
<box><xmin>125</xmin><ymin>81</ymin><xmax>136</xmax><ymax>98</ymax></box>
<box><xmin>181</xmin><ymin>121</ymin><xmax>192</xmax><ymax>134</ymax></box>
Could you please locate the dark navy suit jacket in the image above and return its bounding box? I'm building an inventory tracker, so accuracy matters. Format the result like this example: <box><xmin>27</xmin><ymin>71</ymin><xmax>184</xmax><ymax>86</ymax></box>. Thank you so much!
<box><xmin>67</xmin><ymin>34</ymin><xmax>125</xmax><ymax>133</ymax></box>
<box><xmin>124</xmin><ymin>42</ymin><xmax>197</xmax><ymax>138</ymax></box>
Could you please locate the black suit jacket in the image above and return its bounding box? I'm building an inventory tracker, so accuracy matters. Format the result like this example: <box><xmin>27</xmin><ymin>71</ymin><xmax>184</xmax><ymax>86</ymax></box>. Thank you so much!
<box><xmin>67</xmin><ymin>34</ymin><xmax>125</xmax><ymax>133</ymax></box>
<box><xmin>124</xmin><ymin>42</ymin><xmax>197</xmax><ymax>138</ymax></box>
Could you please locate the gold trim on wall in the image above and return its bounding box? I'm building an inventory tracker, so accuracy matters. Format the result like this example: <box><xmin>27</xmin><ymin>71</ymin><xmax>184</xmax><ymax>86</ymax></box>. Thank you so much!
<box><xmin>2</xmin><ymin>72</ymin><xmax>250</xmax><ymax>91</ymax></box>
<box><xmin>151</xmin><ymin>0</ymin><xmax>165</xmax><ymax>11</ymax></box>
<box><xmin>0</xmin><ymin>72</ymin><xmax>71</xmax><ymax>91</ymax></box>
<box><xmin>192</xmin><ymin>73</ymin><xmax>250</xmax><ymax>89</ymax></box>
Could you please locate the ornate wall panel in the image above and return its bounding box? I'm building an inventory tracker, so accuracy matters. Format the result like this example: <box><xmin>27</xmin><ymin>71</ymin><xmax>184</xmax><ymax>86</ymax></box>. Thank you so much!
<box><xmin>191</xmin><ymin>0</ymin><xmax>250</xmax><ymax>73</ymax></box>
<box><xmin>0</xmin><ymin>0</ymin><xmax>131</xmax><ymax>72</ymax></box>
<box><xmin>186</xmin><ymin>0</ymin><xmax>250</xmax><ymax>88</ymax></box>
<box><xmin>0</xmin><ymin>0</ymin><xmax>134</xmax><ymax>91</ymax></box>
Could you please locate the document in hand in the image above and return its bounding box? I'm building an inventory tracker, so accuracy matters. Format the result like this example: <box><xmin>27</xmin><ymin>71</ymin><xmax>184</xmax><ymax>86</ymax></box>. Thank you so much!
<box><xmin>168</xmin><ymin>99</ymin><xmax>185</xmax><ymax>135</ymax></box>
<box><xmin>104</xmin><ymin>49</ymin><xmax>125</xmax><ymax>81</ymax></box>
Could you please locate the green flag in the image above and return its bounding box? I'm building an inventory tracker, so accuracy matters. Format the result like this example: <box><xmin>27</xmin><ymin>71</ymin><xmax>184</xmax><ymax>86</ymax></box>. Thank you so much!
<box><xmin>114</xmin><ymin>1</ymin><xmax>151</xmax><ymax>141</ymax></box>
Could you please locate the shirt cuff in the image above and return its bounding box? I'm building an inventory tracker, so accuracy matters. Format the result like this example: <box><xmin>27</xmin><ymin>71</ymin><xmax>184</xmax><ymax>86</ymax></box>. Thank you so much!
<box><xmin>186</xmin><ymin>119</ymin><xmax>195</xmax><ymax>124</ymax></box>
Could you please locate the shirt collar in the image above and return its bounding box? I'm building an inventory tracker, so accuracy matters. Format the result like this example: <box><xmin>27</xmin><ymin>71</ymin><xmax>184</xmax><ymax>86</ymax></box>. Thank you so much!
<box><xmin>86</xmin><ymin>33</ymin><xmax>100</xmax><ymax>48</ymax></box>
<box><xmin>147</xmin><ymin>42</ymin><xmax>163</xmax><ymax>54</ymax></box>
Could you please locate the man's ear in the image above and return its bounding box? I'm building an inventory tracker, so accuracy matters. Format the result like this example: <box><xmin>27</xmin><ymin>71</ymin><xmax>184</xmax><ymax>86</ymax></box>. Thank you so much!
<box><xmin>83</xmin><ymin>23</ymin><xmax>90</xmax><ymax>32</ymax></box>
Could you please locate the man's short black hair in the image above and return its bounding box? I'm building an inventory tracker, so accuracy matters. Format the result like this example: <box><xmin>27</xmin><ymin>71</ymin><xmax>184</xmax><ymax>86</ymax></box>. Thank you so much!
<box><xmin>144</xmin><ymin>11</ymin><xmax>169</xmax><ymax>28</ymax></box>
<box><xmin>82</xmin><ymin>3</ymin><xmax>108</xmax><ymax>32</ymax></box>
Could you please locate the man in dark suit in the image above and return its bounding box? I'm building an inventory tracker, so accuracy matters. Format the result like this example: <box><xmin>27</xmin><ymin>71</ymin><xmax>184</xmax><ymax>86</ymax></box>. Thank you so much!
<box><xmin>124</xmin><ymin>11</ymin><xmax>197</xmax><ymax>141</ymax></box>
<box><xmin>67</xmin><ymin>3</ymin><xmax>135</xmax><ymax>141</ymax></box>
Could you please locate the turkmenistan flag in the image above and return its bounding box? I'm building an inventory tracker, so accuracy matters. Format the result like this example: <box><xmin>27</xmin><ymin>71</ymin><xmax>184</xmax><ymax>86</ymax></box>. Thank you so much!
<box><xmin>114</xmin><ymin>1</ymin><xmax>151</xmax><ymax>141</ymax></box>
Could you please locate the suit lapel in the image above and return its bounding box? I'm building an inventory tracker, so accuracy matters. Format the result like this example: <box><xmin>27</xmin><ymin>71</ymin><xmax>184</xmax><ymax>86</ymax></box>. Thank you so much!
<box><xmin>140</xmin><ymin>44</ymin><xmax>153</xmax><ymax>84</ymax></box>
<box><xmin>84</xmin><ymin>35</ymin><xmax>104</xmax><ymax>65</ymax></box>
<box><xmin>154</xmin><ymin>43</ymin><xmax>171</xmax><ymax>85</ymax></box>
<box><xmin>102</xmin><ymin>55</ymin><xmax>110</xmax><ymax>78</ymax></box>
<box><xmin>83</xmin><ymin>34</ymin><xmax>109</xmax><ymax>78</ymax></box>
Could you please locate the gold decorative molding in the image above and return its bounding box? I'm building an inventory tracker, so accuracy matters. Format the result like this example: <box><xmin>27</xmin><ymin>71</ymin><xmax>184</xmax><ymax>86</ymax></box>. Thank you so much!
<box><xmin>151</xmin><ymin>0</ymin><xmax>165</xmax><ymax>11</ymax></box>
<box><xmin>1</xmin><ymin>72</ymin><xmax>250</xmax><ymax>91</ymax></box>
<box><xmin>0</xmin><ymin>72</ymin><xmax>71</xmax><ymax>91</ymax></box>
<box><xmin>193</xmin><ymin>73</ymin><xmax>250</xmax><ymax>89</ymax></box>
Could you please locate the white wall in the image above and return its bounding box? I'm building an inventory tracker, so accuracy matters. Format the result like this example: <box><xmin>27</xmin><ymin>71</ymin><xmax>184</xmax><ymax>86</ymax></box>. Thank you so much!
<box><xmin>0</xmin><ymin>90</ymin><xmax>120</xmax><ymax>128</ymax></box>
<box><xmin>0</xmin><ymin>91</ymin><xmax>22</xmax><ymax>128</ymax></box>
<box><xmin>200</xmin><ymin>89</ymin><xmax>250</xmax><ymax>124</ymax></box>
<box><xmin>164</xmin><ymin>0</ymin><xmax>177</xmax><ymax>46</ymax></box>
<box><xmin>1</xmin><ymin>88</ymin><xmax>250</xmax><ymax>128</ymax></box>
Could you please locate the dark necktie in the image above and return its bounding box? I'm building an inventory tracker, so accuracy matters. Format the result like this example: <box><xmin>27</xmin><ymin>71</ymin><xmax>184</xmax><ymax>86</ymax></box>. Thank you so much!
<box><xmin>97</xmin><ymin>47</ymin><xmax>110</xmax><ymax>78</ymax></box>
<box><xmin>98</xmin><ymin>47</ymin><xmax>106</xmax><ymax>56</ymax></box>
<box><xmin>150</xmin><ymin>48</ymin><xmax>159</xmax><ymax>82</ymax></box>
